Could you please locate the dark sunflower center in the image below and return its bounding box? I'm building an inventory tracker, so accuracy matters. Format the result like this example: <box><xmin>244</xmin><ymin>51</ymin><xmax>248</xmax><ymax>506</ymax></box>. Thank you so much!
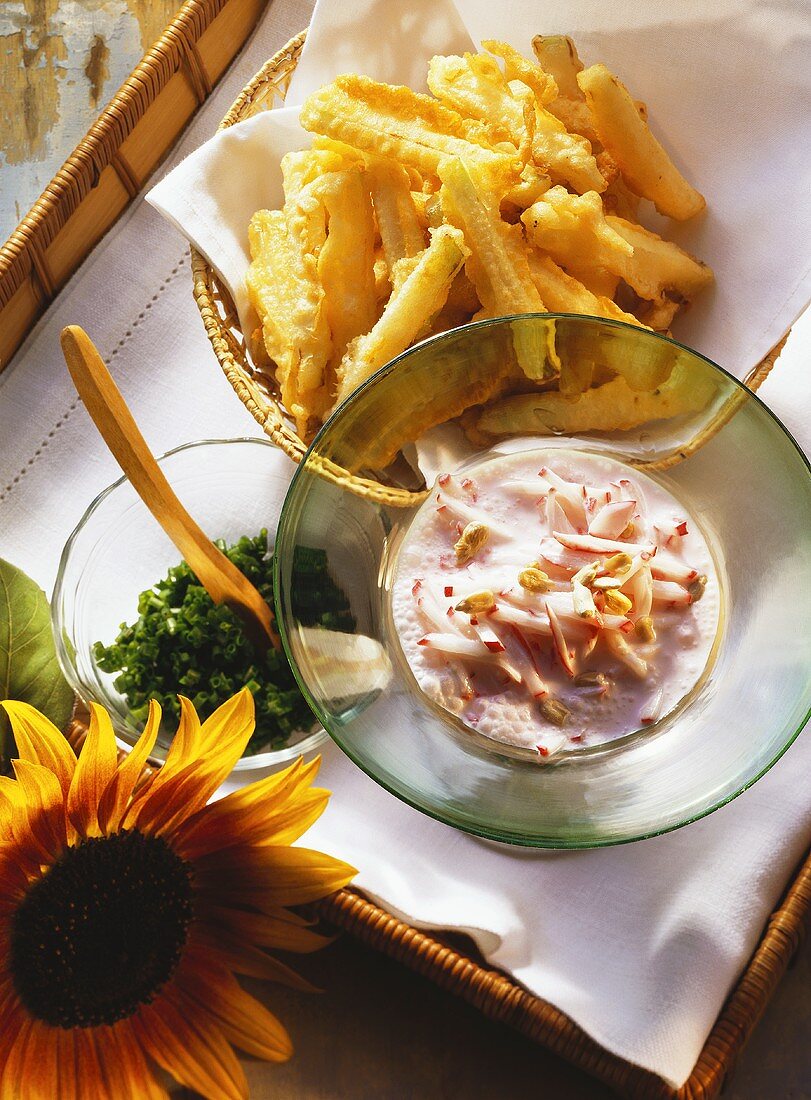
<box><xmin>10</xmin><ymin>829</ymin><xmax>194</xmax><ymax>1029</ymax></box>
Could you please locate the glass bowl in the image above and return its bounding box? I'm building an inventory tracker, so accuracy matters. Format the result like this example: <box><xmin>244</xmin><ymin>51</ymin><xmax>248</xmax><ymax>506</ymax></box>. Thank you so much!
<box><xmin>52</xmin><ymin>438</ymin><xmax>326</xmax><ymax>771</ymax></box>
<box><xmin>274</xmin><ymin>315</ymin><xmax>811</xmax><ymax>847</ymax></box>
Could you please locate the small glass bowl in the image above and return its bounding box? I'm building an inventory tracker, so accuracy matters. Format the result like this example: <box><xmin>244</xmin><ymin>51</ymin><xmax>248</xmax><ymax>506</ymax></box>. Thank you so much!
<box><xmin>52</xmin><ymin>438</ymin><xmax>326</xmax><ymax>771</ymax></box>
<box><xmin>274</xmin><ymin>314</ymin><xmax>811</xmax><ymax>847</ymax></box>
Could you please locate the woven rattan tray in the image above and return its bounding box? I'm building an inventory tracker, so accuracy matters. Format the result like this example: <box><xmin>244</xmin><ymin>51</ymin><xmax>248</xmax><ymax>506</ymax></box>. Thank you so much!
<box><xmin>2</xmin><ymin>3</ymin><xmax>808</xmax><ymax>1095</ymax></box>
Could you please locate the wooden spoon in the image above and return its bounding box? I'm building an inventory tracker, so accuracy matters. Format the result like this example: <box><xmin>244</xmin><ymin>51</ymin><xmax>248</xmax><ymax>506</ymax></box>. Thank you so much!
<box><xmin>60</xmin><ymin>325</ymin><xmax>279</xmax><ymax>652</ymax></box>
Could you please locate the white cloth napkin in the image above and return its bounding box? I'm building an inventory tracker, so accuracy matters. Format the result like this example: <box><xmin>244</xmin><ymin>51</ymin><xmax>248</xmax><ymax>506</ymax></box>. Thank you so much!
<box><xmin>0</xmin><ymin>0</ymin><xmax>809</xmax><ymax>1088</ymax></box>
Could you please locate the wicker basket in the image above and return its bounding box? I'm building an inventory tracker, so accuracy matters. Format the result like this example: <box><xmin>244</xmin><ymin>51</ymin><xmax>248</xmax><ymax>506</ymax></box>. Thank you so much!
<box><xmin>191</xmin><ymin>32</ymin><xmax>308</xmax><ymax>465</ymax></box>
<box><xmin>190</xmin><ymin>33</ymin><xmax>789</xmax><ymax>490</ymax></box>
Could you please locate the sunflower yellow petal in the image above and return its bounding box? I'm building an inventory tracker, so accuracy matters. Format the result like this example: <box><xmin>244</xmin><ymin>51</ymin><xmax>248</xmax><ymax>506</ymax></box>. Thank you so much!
<box><xmin>253</xmin><ymin>789</ymin><xmax>332</xmax><ymax>848</ymax></box>
<box><xmin>161</xmin><ymin>696</ymin><xmax>202</xmax><ymax>774</ymax></box>
<box><xmin>202</xmin><ymin>904</ymin><xmax>334</xmax><ymax>954</ymax></box>
<box><xmin>67</xmin><ymin>703</ymin><xmax>118</xmax><ymax>838</ymax></box>
<box><xmin>198</xmin><ymin>688</ymin><xmax>255</xmax><ymax>756</ymax></box>
<box><xmin>126</xmin><ymin>758</ymin><xmax>228</xmax><ymax>838</ymax></box>
<box><xmin>0</xmin><ymin>1013</ymin><xmax>34</xmax><ymax>1099</ymax></box>
<box><xmin>191</xmin><ymin>926</ymin><xmax>320</xmax><ymax>991</ymax></box>
<box><xmin>173</xmin><ymin>757</ymin><xmax>307</xmax><ymax>837</ymax></box>
<box><xmin>216</xmin><ymin>756</ymin><xmax>317</xmax><ymax>815</ymax></box>
<box><xmin>176</xmin><ymin>951</ymin><xmax>293</xmax><ymax>1062</ymax></box>
<box><xmin>97</xmin><ymin>700</ymin><xmax>161</xmax><ymax>833</ymax></box>
<box><xmin>55</xmin><ymin>1029</ymin><xmax>80</xmax><ymax>1100</ymax></box>
<box><xmin>0</xmin><ymin>775</ymin><xmax>21</xmax><ymax>807</ymax></box>
<box><xmin>196</xmin><ymin>845</ymin><xmax>357</xmax><ymax>906</ymax></box>
<box><xmin>11</xmin><ymin>759</ymin><xmax>67</xmax><ymax>859</ymax></box>
<box><xmin>0</xmin><ymin>852</ymin><xmax>29</xmax><ymax>901</ymax></box>
<box><xmin>173</xmin><ymin>759</ymin><xmax>329</xmax><ymax>857</ymax></box>
<box><xmin>0</xmin><ymin>777</ymin><xmax>21</xmax><ymax>841</ymax></box>
<box><xmin>74</xmin><ymin>1029</ymin><xmax>110</xmax><ymax>1100</ymax></box>
<box><xmin>0</xmin><ymin>985</ymin><xmax>25</xmax><ymax>1092</ymax></box>
<box><xmin>0</xmin><ymin>977</ymin><xmax>24</xmax><ymax>1035</ymax></box>
<box><xmin>31</xmin><ymin>1030</ymin><xmax>59</xmax><ymax>1100</ymax></box>
<box><xmin>106</xmin><ymin>1023</ymin><xmax>171</xmax><ymax>1100</ymax></box>
<box><xmin>125</xmin><ymin>691</ymin><xmax>254</xmax><ymax>836</ymax></box>
<box><xmin>177</xmin><ymin>787</ymin><xmax>330</xmax><ymax>860</ymax></box>
<box><xmin>0</xmin><ymin>701</ymin><xmax>76</xmax><ymax>797</ymax></box>
<box><xmin>133</xmin><ymin>988</ymin><xmax>248</xmax><ymax>1100</ymax></box>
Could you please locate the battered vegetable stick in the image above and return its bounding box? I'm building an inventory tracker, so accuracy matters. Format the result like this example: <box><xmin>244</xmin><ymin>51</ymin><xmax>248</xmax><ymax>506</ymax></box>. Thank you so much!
<box><xmin>598</xmin><ymin>155</ymin><xmax>641</xmax><ymax>221</ymax></box>
<box><xmin>526</xmin><ymin>250</ymin><xmax>645</xmax><ymax>328</ymax></box>
<box><xmin>636</xmin><ymin>295</ymin><xmax>682</xmax><ymax>333</ymax></box>
<box><xmin>410</xmin><ymin>190</ymin><xmax>430</xmax><ymax>230</ymax></box>
<box><xmin>315</xmin><ymin>167</ymin><xmax>378</xmax><ymax>366</ymax></box>
<box><xmin>606</xmin><ymin>215</ymin><xmax>714</xmax><ymax>302</ymax></box>
<box><xmin>566</xmin><ymin>266</ymin><xmax>619</xmax><ymax>300</ymax></box>
<box><xmin>423</xmin><ymin>192</ymin><xmax>444</xmax><ymax>229</ymax></box>
<box><xmin>531</xmin><ymin>35</ymin><xmax>584</xmax><ymax>101</ymax></box>
<box><xmin>280</xmin><ymin>157</ymin><xmax>330</xmax><ymax>260</ymax></box>
<box><xmin>482</xmin><ymin>40</ymin><xmax>604</xmax><ymax>193</ymax></box>
<box><xmin>428</xmin><ymin>268</ymin><xmax>482</xmax><ymax>336</ymax></box>
<box><xmin>482</xmin><ymin>40</ymin><xmax>557</xmax><ymax>106</ymax></box>
<box><xmin>439</xmin><ymin>156</ymin><xmax>555</xmax><ymax>380</ymax></box>
<box><xmin>530</xmin><ymin>35</ymin><xmax>598</xmax><ymax>143</ymax></box>
<box><xmin>426</xmin><ymin>56</ymin><xmax>534</xmax><ymax>171</ymax></box>
<box><xmin>334</xmin><ymin>224</ymin><xmax>469</xmax><ymax>408</ymax></box>
<box><xmin>279</xmin><ymin>153</ymin><xmax>339</xmax><ymax>401</ymax></box>
<box><xmin>444</xmin><ymin>269</ymin><xmax>480</xmax><ymax>315</ymax></box>
<box><xmin>427</xmin><ymin>53</ymin><xmax>524</xmax><ymax>144</ymax></box>
<box><xmin>373</xmin><ymin>250</ymin><xmax>390</xmax><ymax>304</ymax></box>
<box><xmin>522</xmin><ymin>186</ymin><xmax>633</xmax><ymax>277</ymax></box>
<box><xmin>345</xmin><ymin>324</ymin><xmax>520</xmax><ymax>471</ymax></box>
<box><xmin>246</xmin><ymin>210</ymin><xmax>330</xmax><ymax>432</ymax></box>
<box><xmin>300</xmin><ymin>75</ymin><xmax>519</xmax><ymax>181</ymax></box>
<box><xmin>279</xmin><ymin>153</ymin><xmax>335</xmax><ymax>397</ymax></box>
<box><xmin>439</xmin><ymin>157</ymin><xmax>544</xmax><ymax>319</ymax></box>
<box><xmin>247</xmin><ymin>37</ymin><xmax>713</xmax><ymax>439</ymax></box>
<box><xmin>430</xmin><ymin>49</ymin><xmax>604</xmax><ymax>194</ymax></box>
<box><xmin>282</xmin><ymin>149</ymin><xmax>344</xmax><ymax>198</ymax></box>
<box><xmin>310</xmin><ymin>135</ymin><xmax>365</xmax><ymax>163</ymax></box>
<box><xmin>577</xmin><ymin>64</ymin><xmax>706</xmax><ymax>220</ymax></box>
<box><xmin>472</xmin><ymin>363</ymin><xmax>716</xmax><ymax>439</ymax></box>
<box><xmin>366</xmin><ymin>158</ymin><xmax>426</xmax><ymax>290</ymax></box>
<box><xmin>501</xmin><ymin>166</ymin><xmax>552</xmax><ymax>213</ymax></box>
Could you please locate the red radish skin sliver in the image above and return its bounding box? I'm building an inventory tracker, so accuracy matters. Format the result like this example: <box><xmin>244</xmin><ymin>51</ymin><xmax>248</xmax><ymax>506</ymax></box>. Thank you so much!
<box><xmin>554</xmin><ymin>530</ymin><xmax>657</xmax><ymax>556</ymax></box>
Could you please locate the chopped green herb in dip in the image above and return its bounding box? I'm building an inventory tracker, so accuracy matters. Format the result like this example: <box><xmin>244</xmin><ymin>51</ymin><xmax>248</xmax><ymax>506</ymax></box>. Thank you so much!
<box><xmin>93</xmin><ymin>531</ymin><xmax>354</xmax><ymax>754</ymax></box>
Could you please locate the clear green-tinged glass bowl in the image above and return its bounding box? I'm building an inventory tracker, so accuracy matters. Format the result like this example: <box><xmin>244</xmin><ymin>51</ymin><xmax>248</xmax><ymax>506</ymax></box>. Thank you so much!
<box><xmin>52</xmin><ymin>438</ymin><xmax>327</xmax><ymax>771</ymax></box>
<box><xmin>274</xmin><ymin>315</ymin><xmax>811</xmax><ymax>847</ymax></box>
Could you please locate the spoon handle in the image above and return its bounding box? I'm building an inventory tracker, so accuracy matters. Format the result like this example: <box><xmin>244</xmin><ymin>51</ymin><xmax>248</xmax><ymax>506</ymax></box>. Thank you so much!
<box><xmin>60</xmin><ymin>325</ymin><xmax>279</xmax><ymax>651</ymax></box>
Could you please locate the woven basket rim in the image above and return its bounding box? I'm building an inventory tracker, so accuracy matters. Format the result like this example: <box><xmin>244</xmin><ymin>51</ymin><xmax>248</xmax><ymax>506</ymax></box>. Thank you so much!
<box><xmin>218</xmin><ymin>29</ymin><xmax>307</xmax><ymax>132</ymax></box>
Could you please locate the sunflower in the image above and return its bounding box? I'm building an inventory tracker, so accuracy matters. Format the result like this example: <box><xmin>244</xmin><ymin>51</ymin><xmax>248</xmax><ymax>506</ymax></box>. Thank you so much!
<box><xmin>0</xmin><ymin>689</ymin><xmax>355</xmax><ymax>1099</ymax></box>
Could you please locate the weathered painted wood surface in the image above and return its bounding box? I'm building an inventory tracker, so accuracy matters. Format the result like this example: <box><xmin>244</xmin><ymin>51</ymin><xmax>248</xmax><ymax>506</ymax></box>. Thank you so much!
<box><xmin>0</xmin><ymin>0</ymin><xmax>180</xmax><ymax>241</ymax></box>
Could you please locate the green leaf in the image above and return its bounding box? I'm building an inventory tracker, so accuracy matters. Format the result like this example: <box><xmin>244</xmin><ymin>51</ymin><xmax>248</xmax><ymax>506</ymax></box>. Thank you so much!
<box><xmin>0</xmin><ymin>558</ymin><xmax>74</xmax><ymax>765</ymax></box>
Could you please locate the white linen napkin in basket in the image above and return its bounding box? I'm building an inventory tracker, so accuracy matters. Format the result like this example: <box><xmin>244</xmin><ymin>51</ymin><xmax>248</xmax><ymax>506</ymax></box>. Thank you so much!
<box><xmin>0</xmin><ymin>0</ymin><xmax>808</xmax><ymax>1088</ymax></box>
